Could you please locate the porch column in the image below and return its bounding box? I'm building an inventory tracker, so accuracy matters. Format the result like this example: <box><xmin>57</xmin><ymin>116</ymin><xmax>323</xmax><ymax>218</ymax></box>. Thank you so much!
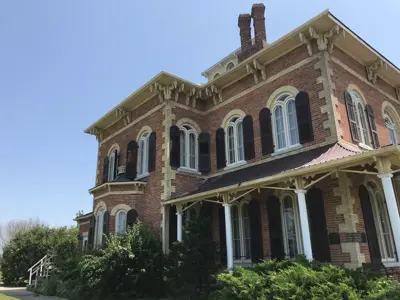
<box><xmin>295</xmin><ymin>189</ymin><xmax>313</xmax><ymax>261</ymax></box>
<box><xmin>223</xmin><ymin>203</ymin><xmax>234</xmax><ymax>269</ymax></box>
<box><xmin>176</xmin><ymin>208</ymin><xmax>183</xmax><ymax>242</ymax></box>
<box><xmin>378</xmin><ymin>173</ymin><xmax>400</xmax><ymax>260</ymax></box>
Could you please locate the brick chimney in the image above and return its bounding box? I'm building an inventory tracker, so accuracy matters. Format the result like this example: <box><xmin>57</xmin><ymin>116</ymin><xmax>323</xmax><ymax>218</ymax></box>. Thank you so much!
<box><xmin>237</xmin><ymin>3</ymin><xmax>267</xmax><ymax>63</ymax></box>
<box><xmin>251</xmin><ymin>4</ymin><xmax>267</xmax><ymax>48</ymax></box>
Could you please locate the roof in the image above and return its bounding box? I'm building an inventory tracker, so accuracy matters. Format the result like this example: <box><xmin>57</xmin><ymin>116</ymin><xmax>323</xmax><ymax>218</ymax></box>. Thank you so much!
<box><xmin>85</xmin><ymin>10</ymin><xmax>400</xmax><ymax>136</ymax></box>
<box><xmin>178</xmin><ymin>143</ymin><xmax>360</xmax><ymax>198</ymax></box>
<box><xmin>74</xmin><ymin>212</ymin><xmax>93</xmax><ymax>222</ymax></box>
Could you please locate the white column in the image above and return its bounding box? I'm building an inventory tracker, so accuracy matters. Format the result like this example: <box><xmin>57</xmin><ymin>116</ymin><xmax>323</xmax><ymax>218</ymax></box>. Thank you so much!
<box><xmin>295</xmin><ymin>189</ymin><xmax>313</xmax><ymax>261</ymax></box>
<box><xmin>378</xmin><ymin>173</ymin><xmax>400</xmax><ymax>261</ymax></box>
<box><xmin>223</xmin><ymin>203</ymin><xmax>234</xmax><ymax>269</ymax></box>
<box><xmin>176</xmin><ymin>211</ymin><xmax>183</xmax><ymax>242</ymax></box>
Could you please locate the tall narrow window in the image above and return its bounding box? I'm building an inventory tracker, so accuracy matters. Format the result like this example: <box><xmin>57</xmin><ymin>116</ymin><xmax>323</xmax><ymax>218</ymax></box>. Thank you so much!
<box><xmin>231</xmin><ymin>201</ymin><xmax>251</xmax><ymax>263</ymax></box>
<box><xmin>281</xmin><ymin>195</ymin><xmax>301</xmax><ymax>258</ymax></box>
<box><xmin>115</xmin><ymin>210</ymin><xmax>127</xmax><ymax>235</ymax></box>
<box><xmin>272</xmin><ymin>94</ymin><xmax>300</xmax><ymax>151</ymax></box>
<box><xmin>179</xmin><ymin>125</ymin><xmax>198</xmax><ymax>171</ymax></box>
<box><xmin>108</xmin><ymin>147</ymin><xmax>119</xmax><ymax>181</ymax></box>
<box><xmin>94</xmin><ymin>208</ymin><xmax>105</xmax><ymax>246</ymax></box>
<box><xmin>384</xmin><ymin>111</ymin><xmax>397</xmax><ymax>144</ymax></box>
<box><xmin>350</xmin><ymin>91</ymin><xmax>370</xmax><ymax>146</ymax></box>
<box><xmin>368</xmin><ymin>182</ymin><xmax>396</xmax><ymax>262</ymax></box>
<box><xmin>225</xmin><ymin>116</ymin><xmax>245</xmax><ymax>167</ymax></box>
<box><xmin>138</xmin><ymin>132</ymin><xmax>150</xmax><ymax>177</ymax></box>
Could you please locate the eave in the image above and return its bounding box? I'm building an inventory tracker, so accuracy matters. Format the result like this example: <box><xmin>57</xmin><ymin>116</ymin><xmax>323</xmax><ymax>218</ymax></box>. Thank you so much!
<box><xmin>85</xmin><ymin>9</ymin><xmax>400</xmax><ymax>136</ymax></box>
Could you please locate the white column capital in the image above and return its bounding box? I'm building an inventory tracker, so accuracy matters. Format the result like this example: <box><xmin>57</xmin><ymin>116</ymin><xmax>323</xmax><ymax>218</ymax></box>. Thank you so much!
<box><xmin>223</xmin><ymin>203</ymin><xmax>232</xmax><ymax>207</ymax></box>
<box><xmin>175</xmin><ymin>211</ymin><xmax>183</xmax><ymax>216</ymax></box>
<box><xmin>295</xmin><ymin>189</ymin><xmax>307</xmax><ymax>194</ymax></box>
<box><xmin>378</xmin><ymin>173</ymin><xmax>393</xmax><ymax>179</ymax></box>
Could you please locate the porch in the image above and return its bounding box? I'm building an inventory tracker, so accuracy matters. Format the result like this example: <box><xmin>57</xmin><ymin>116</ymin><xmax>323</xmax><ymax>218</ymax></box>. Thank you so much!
<box><xmin>164</xmin><ymin>143</ymin><xmax>400</xmax><ymax>270</ymax></box>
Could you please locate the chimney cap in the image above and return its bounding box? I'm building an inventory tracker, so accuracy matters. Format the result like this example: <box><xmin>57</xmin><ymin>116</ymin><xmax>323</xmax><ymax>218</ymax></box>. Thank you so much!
<box><xmin>238</xmin><ymin>13</ymin><xmax>251</xmax><ymax>27</ymax></box>
<box><xmin>251</xmin><ymin>3</ymin><xmax>265</xmax><ymax>19</ymax></box>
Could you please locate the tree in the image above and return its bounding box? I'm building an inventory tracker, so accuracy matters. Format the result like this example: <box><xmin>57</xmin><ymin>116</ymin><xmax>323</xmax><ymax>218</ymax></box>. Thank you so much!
<box><xmin>0</xmin><ymin>218</ymin><xmax>45</xmax><ymax>250</ymax></box>
<box><xmin>1</xmin><ymin>225</ymin><xmax>78</xmax><ymax>286</ymax></box>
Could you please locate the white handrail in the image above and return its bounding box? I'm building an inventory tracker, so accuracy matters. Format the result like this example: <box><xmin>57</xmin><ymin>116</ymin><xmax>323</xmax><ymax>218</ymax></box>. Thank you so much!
<box><xmin>28</xmin><ymin>254</ymin><xmax>54</xmax><ymax>286</ymax></box>
<box><xmin>28</xmin><ymin>254</ymin><xmax>47</xmax><ymax>272</ymax></box>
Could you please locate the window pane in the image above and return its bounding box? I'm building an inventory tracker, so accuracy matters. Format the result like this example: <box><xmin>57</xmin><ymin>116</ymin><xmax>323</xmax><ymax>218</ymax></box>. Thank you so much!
<box><xmin>389</xmin><ymin>128</ymin><xmax>397</xmax><ymax>144</ymax></box>
<box><xmin>274</xmin><ymin>106</ymin><xmax>286</xmax><ymax>149</ymax></box>
<box><xmin>358</xmin><ymin>103</ymin><xmax>369</xmax><ymax>144</ymax></box>
<box><xmin>287</xmin><ymin>100</ymin><xmax>299</xmax><ymax>145</ymax></box>
<box><xmin>108</xmin><ymin>154</ymin><xmax>115</xmax><ymax>181</ymax></box>
<box><xmin>228</xmin><ymin>126</ymin><xmax>236</xmax><ymax>164</ymax></box>
<box><xmin>353</xmin><ymin>103</ymin><xmax>363</xmax><ymax>142</ymax></box>
<box><xmin>231</xmin><ymin>206</ymin><xmax>240</xmax><ymax>259</ymax></box>
<box><xmin>117</xmin><ymin>211</ymin><xmax>127</xmax><ymax>235</ymax></box>
<box><xmin>189</xmin><ymin>133</ymin><xmax>196</xmax><ymax>169</ymax></box>
<box><xmin>237</xmin><ymin>122</ymin><xmax>244</xmax><ymax>161</ymax></box>
<box><xmin>376</xmin><ymin>193</ymin><xmax>395</xmax><ymax>259</ymax></box>
<box><xmin>139</xmin><ymin>140</ymin><xmax>145</xmax><ymax>174</ymax></box>
<box><xmin>242</xmin><ymin>203</ymin><xmax>251</xmax><ymax>259</ymax></box>
<box><xmin>283</xmin><ymin>197</ymin><xmax>298</xmax><ymax>257</ymax></box>
<box><xmin>180</xmin><ymin>131</ymin><xmax>186</xmax><ymax>167</ymax></box>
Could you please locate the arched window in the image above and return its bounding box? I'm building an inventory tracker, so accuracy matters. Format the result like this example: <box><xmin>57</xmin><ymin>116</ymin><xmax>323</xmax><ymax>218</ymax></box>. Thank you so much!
<box><xmin>179</xmin><ymin>125</ymin><xmax>198</xmax><ymax>170</ymax></box>
<box><xmin>367</xmin><ymin>182</ymin><xmax>396</xmax><ymax>262</ymax></box>
<box><xmin>137</xmin><ymin>132</ymin><xmax>150</xmax><ymax>177</ymax></box>
<box><xmin>226</xmin><ymin>116</ymin><xmax>245</xmax><ymax>166</ymax></box>
<box><xmin>231</xmin><ymin>201</ymin><xmax>251</xmax><ymax>262</ymax></box>
<box><xmin>281</xmin><ymin>194</ymin><xmax>301</xmax><ymax>258</ymax></box>
<box><xmin>226</xmin><ymin>62</ymin><xmax>235</xmax><ymax>71</ymax></box>
<box><xmin>350</xmin><ymin>91</ymin><xmax>370</xmax><ymax>146</ymax></box>
<box><xmin>115</xmin><ymin>210</ymin><xmax>127</xmax><ymax>235</ymax></box>
<box><xmin>272</xmin><ymin>94</ymin><xmax>299</xmax><ymax>151</ymax></box>
<box><xmin>108</xmin><ymin>146</ymin><xmax>119</xmax><ymax>181</ymax></box>
<box><xmin>94</xmin><ymin>208</ymin><xmax>105</xmax><ymax>246</ymax></box>
<box><xmin>213</xmin><ymin>73</ymin><xmax>220</xmax><ymax>79</ymax></box>
<box><xmin>384</xmin><ymin>110</ymin><xmax>397</xmax><ymax>144</ymax></box>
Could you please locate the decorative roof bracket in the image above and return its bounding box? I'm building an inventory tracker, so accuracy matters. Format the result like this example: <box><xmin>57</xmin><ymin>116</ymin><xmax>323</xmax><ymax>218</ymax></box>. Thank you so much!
<box><xmin>150</xmin><ymin>80</ymin><xmax>185</xmax><ymax>103</ymax></box>
<box><xmin>90</xmin><ymin>127</ymin><xmax>104</xmax><ymax>142</ymax></box>
<box><xmin>300</xmin><ymin>25</ymin><xmax>345</xmax><ymax>56</ymax></box>
<box><xmin>186</xmin><ymin>87</ymin><xmax>202</xmax><ymax>108</ymax></box>
<box><xmin>246</xmin><ymin>59</ymin><xmax>267</xmax><ymax>84</ymax></box>
<box><xmin>115</xmin><ymin>108</ymin><xmax>131</xmax><ymax>126</ymax></box>
<box><xmin>205</xmin><ymin>84</ymin><xmax>222</xmax><ymax>106</ymax></box>
<box><xmin>366</xmin><ymin>60</ymin><xmax>387</xmax><ymax>84</ymax></box>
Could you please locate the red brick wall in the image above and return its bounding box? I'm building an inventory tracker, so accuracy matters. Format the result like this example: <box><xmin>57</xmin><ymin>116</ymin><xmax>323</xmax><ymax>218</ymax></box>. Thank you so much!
<box><xmin>79</xmin><ymin>222</ymin><xmax>89</xmax><ymax>235</ymax></box>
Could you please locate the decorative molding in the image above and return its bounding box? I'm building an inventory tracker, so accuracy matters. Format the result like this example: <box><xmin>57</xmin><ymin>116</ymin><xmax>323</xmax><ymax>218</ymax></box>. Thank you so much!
<box><xmin>150</xmin><ymin>81</ymin><xmax>185</xmax><ymax>103</ymax></box>
<box><xmin>246</xmin><ymin>59</ymin><xmax>267</xmax><ymax>84</ymax></box>
<box><xmin>396</xmin><ymin>87</ymin><xmax>400</xmax><ymax>100</ymax></box>
<box><xmin>205</xmin><ymin>84</ymin><xmax>222</xmax><ymax>105</ymax></box>
<box><xmin>110</xmin><ymin>203</ymin><xmax>132</xmax><ymax>216</ymax></box>
<box><xmin>89</xmin><ymin>181</ymin><xmax>147</xmax><ymax>195</ymax></box>
<box><xmin>115</xmin><ymin>108</ymin><xmax>131</xmax><ymax>126</ymax></box>
<box><xmin>300</xmin><ymin>25</ymin><xmax>345</xmax><ymax>56</ymax></box>
<box><xmin>90</xmin><ymin>127</ymin><xmax>104</xmax><ymax>142</ymax></box>
<box><xmin>366</xmin><ymin>60</ymin><xmax>387</xmax><ymax>84</ymax></box>
<box><xmin>186</xmin><ymin>87</ymin><xmax>202</xmax><ymax>108</ymax></box>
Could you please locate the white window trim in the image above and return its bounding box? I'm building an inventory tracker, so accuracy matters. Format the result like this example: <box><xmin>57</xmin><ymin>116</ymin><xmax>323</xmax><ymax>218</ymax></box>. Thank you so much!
<box><xmin>280</xmin><ymin>194</ymin><xmax>303</xmax><ymax>258</ymax></box>
<box><xmin>115</xmin><ymin>210</ymin><xmax>127</xmax><ymax>235</ymax></box>
<box><xmin>271</xmin><ymin>94</ymin><xmax>300</xmax><ymax>153</ymax></box>
<box><xmin>94</xmin><ymin>208</ymin><xmax>105</xmax><ymax>247</ymax></box>
<box><xmin>225</xmin><ymin>116</ymin><xmax>246</xmax><ymax>168</ymax></box>
<box><xmin>108</xmin><ymin>148</ymin><xmax>119</xmax><ymax>181</ymax></box>
<box><xmin>179</xmin><ymin>125</ymin><xmax>198</xmax><ymax>171</ymax></box>
<box><xmin>231</xmin><ymin>201</ymin><xmax>251</xmax><ymax>264</ymax></box>
<box><xmin>350</xmin><ymin>91</ymin><xmax>371</xmax><ymax>146</ymax></box>
<box><xmin>368</xmin><ymin>185</ymin><xmax>397</xmax><ymax>263</ymax></box>
<box><xmin>177</xmin><ymin>167</ymin><xmax>201</xmax><ymax>175</ymax></box>
<box><xmin>384</xmin><ymin>112</ymin><xmax>398</xmax><ymax>144</ymax></box>
<box><xmin>137</xmin><ymin>132</ymin><xmax>150</xmax><ymax>178</ymax></box>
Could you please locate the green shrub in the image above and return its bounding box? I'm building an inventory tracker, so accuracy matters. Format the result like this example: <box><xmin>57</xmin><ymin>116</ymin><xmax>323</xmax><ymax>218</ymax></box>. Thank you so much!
<box><xmin>36</xmin><ymin>276</ymin><xmax>59</xmax><ymax>296</ymax></box>
<box><xmin>365</xmin><ymin>278</ymin><xmax>400</xmax><ymax>300</ymax></box>
<box><xmin>164</xmin><ymin>217</ymin><xmax>219</xmax><ymax>299</ymax></box>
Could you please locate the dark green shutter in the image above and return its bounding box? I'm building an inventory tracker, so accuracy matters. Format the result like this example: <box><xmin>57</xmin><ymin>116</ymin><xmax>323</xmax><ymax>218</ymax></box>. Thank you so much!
<box><xmin>102</xmin><ymin>156</ymin><xmax>109</xmax><ymax>183</ymax></box>
<box><xmin>169</xmin><ymin>205</ymin><xmax>177</xmax><ymax>248</ymax></box>
<box><xmin>295</xmin><ymin>91</ymin><xmax>314</xmax><ymax>144</ymax></box>
<box><xmin>198</xmin><ymin>132</ymin><xmax>211</xmax><ymax>173</ymax></box>
<box><xmin>126</xmin><ymin>209</ymin><xmax>138</xmax><ymax>228</ymax></box>
<box><xmin>218</xmin><ymin>206</ymin><xmax>227</xmax><ymax>266</ymax></box>
<box><xmin>126</xmin><ymin>141</ymin><xmax>138</xmax><ymax>179</ymax></box>
<box><xmin>216</xmin><ymin>128</ymin><xmax>226</xmax><ymax>169</ymax></box>
<box><xmin>170</xmin><ymin>126</ymin><xmax>180</xmax><ymax>168</ymax></box>
<box><xmin>259</xmin><ymin>107</ymin><xmax>274</xmax><ymax>155</ymax></box>
<box><xmin>243</xmin><ymin>115</ymin><xmax>255</xmax><ymax>160</ymax></box>
<box><xmin>249</xmin><ymin>200</ymin><xmax>263</xmax><ymax>263</ymax></box>
<box><xmin>148</xmin><ymin>132</ymin><xmax>156</xmax><ymax>172</ymax></box>
<box><xmin>267</xmin><ymin>195</ymin><xmax>284</xmax><ymax>260</ymax></box>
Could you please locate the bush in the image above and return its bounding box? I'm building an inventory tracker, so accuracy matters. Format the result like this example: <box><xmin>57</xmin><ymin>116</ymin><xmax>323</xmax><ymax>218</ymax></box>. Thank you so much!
<box><xmin>164</xmin><ymin>217</ymin><xmax>219</xmax><ymax>299</ymax></box>
<box><xmin>1</xmin><ymin>225</ymin><xmax>78</xmax><ymax>286</ymax></box>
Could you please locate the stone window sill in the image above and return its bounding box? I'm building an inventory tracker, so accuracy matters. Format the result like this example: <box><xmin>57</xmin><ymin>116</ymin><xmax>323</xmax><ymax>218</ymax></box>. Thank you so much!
<box><xmin>224</xmin><ymin>160</ymin><xmax>247</xmax><ymax>171</ymax></box>
<box><xmin>272</xmin><ymin>144</ymin><xmax>303</xmax><ymax>156</ymax></box>
<box><xmin>177</xmin><ymin>167</ymin><xmax>202</xmax><ymax>176</ymax></box>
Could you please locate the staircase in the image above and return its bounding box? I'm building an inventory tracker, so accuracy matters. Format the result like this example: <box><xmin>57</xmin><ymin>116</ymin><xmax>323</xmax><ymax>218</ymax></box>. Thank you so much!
<box><xmin>27</xmin><ymin>254</ymin><xmax>55</xmax><ymax>288</ymax></box>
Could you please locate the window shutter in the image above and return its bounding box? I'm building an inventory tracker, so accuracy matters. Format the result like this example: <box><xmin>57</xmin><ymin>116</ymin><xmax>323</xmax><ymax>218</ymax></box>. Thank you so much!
<box><xmin>243</xmin><ymin>115</ymin><xmax>255</xmax><ymax>160</ymax></box>
<box><xmin>306</xmin><ymin>188</ymin><xmax>331</xmax><ymax>262</ymax></box>
<box><xmin>200</xmin><ymin>202</ymin><xmax>213</xmax><ymax>238</ymax></box>
<box><xmin>365</xmin><ymin>104</ymin><xmax>380</xmax><ymax>148</ymax></box>
<box><xmin>295</xmin><ymin>91</ymin><xmax>314</xmax><ymax>144</ymax></box>
<box><xmin>259</xmin><ymin>108</ymin><xmax>274</xmax><ymax>155</ymax></box>
<box><xmin>169</xmin><ymin>205</ymin><xmax>177</xmax><ymax>248</ymax></box>
<box><xmin>267</xmin><ymin>195</ymin><xmax>285</xmax><ymax>260</ymax></box>
<box><xmin>102</xmin><ymin>156</ymin><xmax>109</xmax><ymax>183</ymax></box>
<box><xmin>218</xmin><ymin>206</ymin><xmax>227</xmax><ymax>266</ymax></box>
<box><xmin>198</xmin><ymin>132</ymin><xmax>211</xmax><ymax>173</ymax></box>
<box><xmin>103</xmin><ymin>211</ymin><xmax>109</xmax><ymax>235</ymax></box>
<box><xmin>359</xmin><ymin>185</ymin><xmax>382</xmax><ymax>265</ymax></box>
<box><xmin>148</xmin><ymin>132</ymin><xmax>156</xmax><ymax>172</ymax></box>
<box><xmin>88</xmin><ymin>215</ymin><xmax>95</xmax><ymax>250</ymax></box>
<box><xmin>170</xmin><ymin>125</ymin><xmax>180</xmax><ymax>168</ymax></box>
<box><xmin>345</xmin><ymin>91</ymin><xmax>360</xmax><ymax>143</ymax></box>
<box><xmin>126</xmin><ymin>141</ymin><xmax>138</xmax><ymax>179</ymax></box>
<box><xmin>113</xmin><ymin>150</ymin><xmax>119</xmax><ymax>179</ymax></box>
<box><xmin>126</xmin><ymin>209</ymin><xmax>138</xmax><ymax>229</ymax></box>
<box><xmin>216</xmin><ymin>128</ymin><xmax>226</xmax><ymax>169</ymax></box>
<box><xmin>249</xmin><ymin>200</ymin><xmax>263</xmax><ymax>263</ymax></box>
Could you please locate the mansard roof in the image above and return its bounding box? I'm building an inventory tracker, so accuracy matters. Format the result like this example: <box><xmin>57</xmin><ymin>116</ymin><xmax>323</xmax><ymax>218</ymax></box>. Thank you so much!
<box><xmin>85</xmin><ymin>10</ymin><xmax>400</xmax><ymax>137</ymax></box>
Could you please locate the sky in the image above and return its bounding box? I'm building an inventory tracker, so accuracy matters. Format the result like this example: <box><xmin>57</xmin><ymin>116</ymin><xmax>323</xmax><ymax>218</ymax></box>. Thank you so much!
<box><xmin>0</xmin><ymin>0</ymin><xmax>399</xmax><ymax>228</ymax></box>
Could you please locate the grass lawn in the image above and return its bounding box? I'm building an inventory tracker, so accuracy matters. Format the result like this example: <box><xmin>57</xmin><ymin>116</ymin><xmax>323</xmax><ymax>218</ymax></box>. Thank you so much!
<box><xmin>0</xmin><ymin>293</ymin><xmax>18</xmax><ymax>300</ymax></box>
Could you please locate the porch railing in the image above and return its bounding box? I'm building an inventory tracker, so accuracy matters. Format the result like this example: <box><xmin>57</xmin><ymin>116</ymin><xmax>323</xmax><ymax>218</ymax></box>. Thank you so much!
<box><xmin>28</xmin><ymin>254</ymin><xmax>55</xmax><ymax>286</ymax></box>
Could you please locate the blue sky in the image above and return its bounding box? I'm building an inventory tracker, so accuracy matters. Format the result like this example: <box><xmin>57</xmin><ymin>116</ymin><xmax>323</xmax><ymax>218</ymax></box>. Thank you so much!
<box><xmin>0</xmin><ymin>0</ymin><xmax>398</xmax><ymax>227</ymax></box>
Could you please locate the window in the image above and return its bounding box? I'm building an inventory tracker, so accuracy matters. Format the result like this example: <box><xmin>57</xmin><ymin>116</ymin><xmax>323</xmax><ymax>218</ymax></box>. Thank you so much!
<box><xmin>94</xmin><ymin>208</ymin><xmax>105</xmax><ymax>246</ymax></box>
<box><xmin>368</xmin><ymin>182</ymin><xmax>396</xmax><ymax>262</ymax></box>
<box><xmin>179</xmin><ymin>125</ymin><xmax>198</xmax><ymax>170</ymax></box>
<box><xmin>272</xmin><ymin>94</ymin><xmax>300</xmax><ymax>151</ymax></box>
<box><xmin>226</xmin><ymin>116</ymin><xmax>245</xmax><ymax>166</ymax></box>
<box><xmin>384</xmin><ymin>111</ymin><xmax>397</xmax><ymax>144</ymax></box>
<box><xmin>281</xmin><ymin>195</ymin><xmax>302</xmax><ymax>258</ymax></box>
<box><xmin>108</xmin><ymin>147</ymin><xmax>119</xmax><ymax>181</ymax></box>
<box><xmin>213</xmin><ymin>73</ymin><xmax>220</xmax><ymax>79</ymax></box>
<box><xmin>350</xmin><ymin>91</ymin><xmax>370</xmax><ymax>146</ymax></box>
<box><xmin>115</xmin><ymin>210</ymin><xmax>127</xmax><ymax>235</ymax></box>
<box><xmin>231</xmin><ymin>202</ymin><xmax>251</xmax><ymax>261</ymax></box>
<box><xmin>226</xmin><ymin>62</ymin><xmax>235</xmax><ymax>71</ymax></box>
<box><xmin>138</xmin><ymin>132</ymin><xmax>150</xmax><ymax>177</ymax></box>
